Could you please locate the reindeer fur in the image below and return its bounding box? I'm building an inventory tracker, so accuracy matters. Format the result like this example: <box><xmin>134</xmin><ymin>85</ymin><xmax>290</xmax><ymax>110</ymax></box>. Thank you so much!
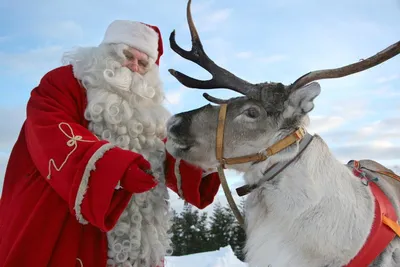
<box><xmin>165</xmin><ymin>82</ymin><xmax>400</xmax><ymax>267</ymax></box>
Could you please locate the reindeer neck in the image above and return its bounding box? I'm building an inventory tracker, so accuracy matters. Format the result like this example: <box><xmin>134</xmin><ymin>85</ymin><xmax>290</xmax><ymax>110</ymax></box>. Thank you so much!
<box><xmin>243</xmin><ymin>134</ymin><xmax>375</xmax><ymax>266</ymax></box>
<box><xmin>245</xmin><ymin>134</ymin><xmax>374</xmax><ymax>216</ymax></box>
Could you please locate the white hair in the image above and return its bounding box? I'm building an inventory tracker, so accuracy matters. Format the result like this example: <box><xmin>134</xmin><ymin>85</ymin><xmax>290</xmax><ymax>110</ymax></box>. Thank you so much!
<box><xmin>62</xmin><ymin>44</ymin><xmax>173</xmax><ymax>267</ymax></box>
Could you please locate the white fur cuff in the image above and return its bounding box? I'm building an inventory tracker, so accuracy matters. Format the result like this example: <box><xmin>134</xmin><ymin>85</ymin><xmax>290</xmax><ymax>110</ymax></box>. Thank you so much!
<box><xmin>74</xmin><ymin>143</ymin><xmax>115</xmax><ymax>224</ymax></box>
<box><xmin>174</xmin><ymin>158</ymin><xmax>184</xmax><ymax>199</ymax></box>
<box><xmin>201</xmin><ymin>167</ymin><xmax>218</xmax><ymax>178</ymax></box>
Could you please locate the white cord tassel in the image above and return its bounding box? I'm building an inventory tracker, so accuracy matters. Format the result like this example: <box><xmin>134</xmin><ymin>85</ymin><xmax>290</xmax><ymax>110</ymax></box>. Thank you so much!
<box><xmin>174</xmin><ymin>158</ymin><xmax>184</xmax><ymax>199</ymax></box>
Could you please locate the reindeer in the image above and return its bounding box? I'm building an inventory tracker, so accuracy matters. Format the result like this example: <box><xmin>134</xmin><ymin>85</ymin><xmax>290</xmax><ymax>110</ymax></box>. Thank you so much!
<box><xmin>165</xmin><ymin>1</ymin><xmax>400</xmax><ymax>266</ymax></box>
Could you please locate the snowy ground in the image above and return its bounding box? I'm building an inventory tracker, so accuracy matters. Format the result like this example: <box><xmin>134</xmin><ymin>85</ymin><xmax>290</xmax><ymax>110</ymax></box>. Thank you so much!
<box><xmin>164</xmin><ymin>246</ymin><xmax>247</xmax><ymax>267</ymax></box>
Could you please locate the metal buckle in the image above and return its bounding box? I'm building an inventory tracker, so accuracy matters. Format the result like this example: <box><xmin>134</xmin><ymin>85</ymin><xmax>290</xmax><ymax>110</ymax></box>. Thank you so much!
<box><xmin>219</xmin><ymin>158</ymin><xmax>227</xmax><ymax>169</ymax></box>
<box><xmin>257</xmin><ymin>150</ymin><xmax>269</xmax><ymax>161</ymax></box>
<box><xmin>294</xmin><ymin>127</ymin><xmax>306</xmax><ymax>139</ymax></box>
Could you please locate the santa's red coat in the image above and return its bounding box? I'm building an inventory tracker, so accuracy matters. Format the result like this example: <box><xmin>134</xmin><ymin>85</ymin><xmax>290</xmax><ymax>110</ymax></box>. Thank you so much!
<box><xmin>0</xmin><ymin>65</ymin><xmax>221</xmax><ymax>267</ymax></box>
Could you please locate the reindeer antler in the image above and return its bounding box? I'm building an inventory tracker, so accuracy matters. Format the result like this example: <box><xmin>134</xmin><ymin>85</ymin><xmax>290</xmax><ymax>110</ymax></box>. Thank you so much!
<box><xmin>169</xmin><ymin>0</ymin><xmax>261</xmax><ymax>99</ymax></box>
<box><xmin>170</xmin><ymin>0</ymin><xmax>400</xmax><ymax>98</ymax></box>
<box><xmin>290</xmin><ymin>41</ymin><xmax>400</xmax><ymax>91</ymax></box>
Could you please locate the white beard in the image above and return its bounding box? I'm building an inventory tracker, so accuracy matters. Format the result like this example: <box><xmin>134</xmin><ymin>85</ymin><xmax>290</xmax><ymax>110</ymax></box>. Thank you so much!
<box><xmin>63</xmin><ymin>44</ymin><xmax>173</xmax><ymax>267</ymax></box>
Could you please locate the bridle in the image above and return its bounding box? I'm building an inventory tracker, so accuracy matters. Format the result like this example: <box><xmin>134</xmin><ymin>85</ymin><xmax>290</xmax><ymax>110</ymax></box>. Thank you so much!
<box><xmin>216</xmin><ymin>104</ymin><xmax>309</xmax><ymax>168</ymax></box>
<box><xmin>215</xmin><ymin>103</ymin><xmax>314</xmax><ymax>226</ymax></box>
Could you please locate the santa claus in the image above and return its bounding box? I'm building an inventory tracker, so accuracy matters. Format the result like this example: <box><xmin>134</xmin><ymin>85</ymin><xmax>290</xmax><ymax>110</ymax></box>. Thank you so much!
<box><xmin>0</xmin><ymin>20</ymin><xmax>221</xmax><ymax>267</ymax></box>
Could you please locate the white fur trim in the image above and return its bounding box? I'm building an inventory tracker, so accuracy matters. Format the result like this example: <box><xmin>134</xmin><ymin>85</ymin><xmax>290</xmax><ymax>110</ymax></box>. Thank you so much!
<box><xmin>201</xmin><ymin>168</ymin><xmax>217</xmax><ymax>178</ymax></box>
<box><xmin>174</xmin><ymin>158</ymin><xmax>184</xmax><ymax>199</ymax></box>
<box><xmin>74</xmin><ymin>143</ymin><xmax>115</xmax><ymax>224</ymax></box>
<box><xmin>101</xmin><ymin>20</ymin><xmax>159</xmax><ymax>60</ymax></box>
<box><xmin>115</xmin><ymin>181</ymin><xmax>123</xmax><ymax>190</ymax></box>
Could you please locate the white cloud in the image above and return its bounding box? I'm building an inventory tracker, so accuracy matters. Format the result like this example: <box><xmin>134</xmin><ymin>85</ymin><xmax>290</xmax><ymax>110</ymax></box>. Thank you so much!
<box><xmin>235</xmin><ymin>51</ymin><xmax>253</xmax><ymax>59</ymax></box>
<box><xmin>37</xmin><ymin>20</ymin><xmax>84</xmax><ymax>41</ymax></box>
<box><xmin>317</xmin><ymin>115</ymin><xmax>400</xmax><ymax>152</ymax></box>
<box><xmin>163</xmin><ymin>86</ymin><xmax>199</xmax><ymax>114</ymax></box>
<box><xmin>354</xmin><ymin>117</ymin><xmax>400</xmax><ymax>140</ymax></box>
<box><xmin>257</xmin><ymin>54</ymin><xmax>289</xmax><ymax>64</ymax></box>
<box><xmin>357</xmin><ymin>126</ymin><xmax>375</xmax><ymax>137</ymax></box>
<box><xmin>165</xmin><ymin>87</ymin><xmax>185</xmax><ymax>105</ymax></box>
<box><xmin>371</xmin><ymin>85</ymin><xmax>400</xmax><ymax>97</ymax></box>
<box><xmin>203</xmin><ymin>37</ymin><xmax>232</xmax><ymax>65</ymax></box>
<box><xmin>169</xmin><ymin>181</ymin><xmax>246</xmax><ymax>215</ymax></box>
<box><xmin>376</xmin><ymin>74</ymin><xmax>399</xmax><ymax>84</ymax></box>
<box><xmin>0</xmin><ymin>36</ymin><xmax>11</xmax><ymax>43</ymax></box>
<box><xmin>169</xmin><ymin>187</ymin><xmax>245</xmax><ymax>216</ymax></box>
<box><xmin>284</xmin><ymin>18</ymin><xmax>396</xmax><ymax>92</ymax></box>
<box><xmin>207</xmin><ymin>8</ymin><xmax>232</xmax><ymax>24</ymax></box>
<box><xmin>330</xmin><ymin>98</ymin><xmax>370</xmax><ymax>119</ymax></box>
<box><xmin>0</xmin><ymin>45</ymin><xmax>64</xmax><ymax>81</ymax></box>
<box><xmin>0</xmin><ymin>152</ymin><xmax>9</xmax><ymax>189</ymax></box>
<box><xmin>178</xmin><ymin>2</ymin><xmax>232</xmax><ymax>33</ymax></box>
<box><xmin>191</xmin><ymin>0</ymin><xmax>215</xmax><ymax>13</ymax></box>
<box><xmin>333</xmin><ymin>144</ymin><xmax>400</xmax><ymax>162</ymax></box>
<box><xmin>308</xmin><ymin>115</ymin><xmax>345</xmax><ymax>134</ymax></box>
<box><xmin>168</xmin><ymin>167</ymin><xmax>245</xmax><ymax>214</ymax></box>
<box><xmin>371</xmin><ymin>140</ymin><xmax>394</xmax><ymax>149</ymax></box>
<box><xmin>234</xmin><ymin>51</ymin><xmax>288</xmax><ymax>65</ymax></box>
<box><xmin>392</xmin><ymin>165</ymin><xmax>400</xmax><ymax>174</ymax></box>
<box><xmin>0</xmin><ymin>106</ymin><xmax>26</xmax><ymax>150</ymax></box>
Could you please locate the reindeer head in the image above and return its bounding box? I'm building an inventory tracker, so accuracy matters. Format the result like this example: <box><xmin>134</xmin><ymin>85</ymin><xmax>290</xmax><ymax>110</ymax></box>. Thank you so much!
<box><xmin>165</xmin><ymin>0</ymin><xmax>400</xmax><ymax>172</ymax></box>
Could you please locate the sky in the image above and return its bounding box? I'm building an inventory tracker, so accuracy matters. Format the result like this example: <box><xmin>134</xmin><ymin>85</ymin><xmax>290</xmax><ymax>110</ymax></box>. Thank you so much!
<box><xmin>0</xmin><ymin>0</ymin><xmax>399</xmax><ymax>212</ymax></box>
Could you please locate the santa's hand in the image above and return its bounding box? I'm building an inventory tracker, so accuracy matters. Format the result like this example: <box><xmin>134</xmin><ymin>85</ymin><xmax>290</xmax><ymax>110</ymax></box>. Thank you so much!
<box><xmin>120</xmin><ymin>156</ymin><xmax>158</xmax><ymax>193</ymax></box>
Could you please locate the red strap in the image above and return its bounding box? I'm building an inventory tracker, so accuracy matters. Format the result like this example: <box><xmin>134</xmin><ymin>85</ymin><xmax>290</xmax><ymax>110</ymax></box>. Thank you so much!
<box><xmin>345</xmin><ymin>162</ymin><xmax>397</xmax><ymax>266</ymax></box>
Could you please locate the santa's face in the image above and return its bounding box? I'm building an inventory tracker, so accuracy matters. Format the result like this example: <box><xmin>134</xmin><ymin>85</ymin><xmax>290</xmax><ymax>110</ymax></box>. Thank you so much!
<box><xmin>122</xmin><ymin>47</ymin><xmax>150</xmax><ymax>75</ymax></box>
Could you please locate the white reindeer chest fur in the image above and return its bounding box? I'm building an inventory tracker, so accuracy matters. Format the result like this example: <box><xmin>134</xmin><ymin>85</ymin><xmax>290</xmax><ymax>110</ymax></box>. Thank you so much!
<box><xmin>85</xmin><ymin>86</ymin><xmax>173</xmax><ymax>267</ymax></box>
<box><xmin>242</xmin><ymin>138</ymin><xmax>375</xmax><ymax>267</ymax></box>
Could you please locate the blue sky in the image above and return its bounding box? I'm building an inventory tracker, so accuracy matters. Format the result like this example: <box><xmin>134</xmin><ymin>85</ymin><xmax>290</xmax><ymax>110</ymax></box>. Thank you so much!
<box><xmin>0</xmin><ymin>0</ymin><xmax>399</xmax><ymax>211</ymax></box>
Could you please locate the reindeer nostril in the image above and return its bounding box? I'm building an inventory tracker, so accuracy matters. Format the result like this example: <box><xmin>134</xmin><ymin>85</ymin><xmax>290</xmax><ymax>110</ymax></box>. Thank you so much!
<box><xmin>167</xmin><ymin>116</ymin><xmax>182</xmax><ymax>135</ymax></box>
<box><xmin>170</xmin><ymin>124</ymin><xmax>179</xmax><ymax>136</ymax></box>
<box><xmin>167</xmin><ymin>116</ymin><xmax>181</xmax><ymax>132</ymax></box>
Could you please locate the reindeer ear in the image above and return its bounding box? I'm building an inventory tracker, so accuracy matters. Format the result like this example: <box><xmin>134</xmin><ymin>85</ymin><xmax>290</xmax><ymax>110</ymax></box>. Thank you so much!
<box><xmin>283</xmin><ymin>82</ymin><xmax>321</xmax><ymax>118</ymax></box>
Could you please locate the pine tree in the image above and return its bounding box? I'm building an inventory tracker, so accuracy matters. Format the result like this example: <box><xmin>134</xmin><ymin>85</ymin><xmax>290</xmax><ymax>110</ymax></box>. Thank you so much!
<box><xmin>170</xmin><ymin>209</ymin><xmax>185</xmax><ymax>256</ymax></box>
<box><xmin>170</xmin><ymin>204</ymin><xmax>210</xmax><ymax>256</ymax></box>
<box><xmin>169</xmin><ymin>200</ymin><xmax>247</xmax><ymax>261</ymax></box>
<box><xmin>208</xmin><ymin>201</ymin><xmax>236</xmax><ymax>251</ymax></box>
<box><xmin>229</xmin><ymin>198</ymin><xmax>247</xmax><ymax>261</ymax></box>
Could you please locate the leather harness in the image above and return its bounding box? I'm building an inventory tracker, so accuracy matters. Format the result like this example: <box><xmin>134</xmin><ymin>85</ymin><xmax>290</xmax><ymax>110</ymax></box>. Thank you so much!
<box><xmin>344</xmin><ymin>160</ymin><xmax>400</xmax><ymax>266</ymax></box>
<box><xmin>214</xmin><ymin>103</ymin><xmax>400</xmax><ymax>265</ymax></box>
<box><xmin>216</xmin><ymin>104</ymin><xmax>308</xmax><ymax>169</ymax></box>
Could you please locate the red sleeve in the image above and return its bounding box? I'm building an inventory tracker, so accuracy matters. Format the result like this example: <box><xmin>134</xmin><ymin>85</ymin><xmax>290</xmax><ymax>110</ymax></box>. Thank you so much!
<box><xmin>24</xmin><ymin>66</ymin><xmax>146</xmax><ymax>231</ymax></box>
<box><xmin>164</xmin><ymin>149</ymin><xmax>221</xmax><ymax>209</ymax></box>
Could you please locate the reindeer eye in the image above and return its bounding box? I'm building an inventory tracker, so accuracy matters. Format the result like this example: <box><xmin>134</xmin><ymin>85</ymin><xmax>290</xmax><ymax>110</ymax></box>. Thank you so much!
<box><xmin>245</xmin><ymin>108</ymin><xmax>260</xmax><ymax>118</ymax></box>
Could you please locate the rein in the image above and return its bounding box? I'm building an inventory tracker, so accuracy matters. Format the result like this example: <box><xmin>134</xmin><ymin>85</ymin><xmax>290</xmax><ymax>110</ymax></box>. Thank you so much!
<box><xmin>215</xmin><ymin>103</ymin><xmax>312</xmax><ymax>226</ymax></box>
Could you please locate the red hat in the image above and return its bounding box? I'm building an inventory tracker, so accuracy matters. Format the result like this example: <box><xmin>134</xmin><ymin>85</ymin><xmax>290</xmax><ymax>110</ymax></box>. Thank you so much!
<box><xmin>101</xmin><ymin>20</ymin><xmax>164</xmax><ymax>65</ymax></box>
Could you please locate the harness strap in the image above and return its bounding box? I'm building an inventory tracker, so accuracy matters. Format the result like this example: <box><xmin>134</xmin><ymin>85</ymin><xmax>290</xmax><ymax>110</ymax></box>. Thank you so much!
<box><xmin>216</xmin><ymin>103</ymin><xmax>307</xmax><ymax>168</ymax></box>
<box><xmin>216</xmin><ymin>104</ymin><xmax>227</xmax><ymax>166</ymax></box>
<box><xmin>370</xmin><ymin>170</ymin><xmax>400</xmax><ymax>183</ymax></box>
<box><xmin>221</xmin><ymin>128</ymin><xmax>306</xmax><ymax>166</ymax></box>
<box><xmin>345</xmin><ymin>160</ymin><xmax>399</xmax><ymax>267</ymax></box>
<box><xmin>382</xmin><ymin>216</ymin><xmax>400</xmax><ymax>237</ymax></box>
<box><xmin>236</xmin><ymin>133</ymin><xmax>314</xmax><ymax>196</ymax></box>
<box><xmin>349</xmin><ymin>160</ymin><xmax>400</xmax><ymax>238</ymax></box>
<box><xmin>215</xmin><ymin>103</ymin><xmax>310</xmax><ymax>225</ymax></box>
<box><xmin>351</xmin><ymin>161</ymin><xmax>400</xmax><ymax>238</ymax></box>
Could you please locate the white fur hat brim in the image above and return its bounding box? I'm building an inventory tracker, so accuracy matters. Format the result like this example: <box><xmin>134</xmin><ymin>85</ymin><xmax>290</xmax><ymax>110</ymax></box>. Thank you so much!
<box><xmin>101</xmin><ymin>20</ymin><xmax>159</xmax><ymax>61</ymax></box>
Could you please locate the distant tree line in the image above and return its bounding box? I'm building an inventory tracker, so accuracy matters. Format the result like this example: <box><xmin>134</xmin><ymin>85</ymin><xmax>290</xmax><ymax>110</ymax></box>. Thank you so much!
<box><xmin>169</xmin><ymin>200</ymin><xmax>246</xmax><ymax>261</ymax></box>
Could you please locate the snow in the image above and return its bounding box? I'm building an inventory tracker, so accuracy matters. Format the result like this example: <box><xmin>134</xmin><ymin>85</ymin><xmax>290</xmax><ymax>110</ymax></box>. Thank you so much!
<box><xmin>165</xmin><ymin>246</ymin><xmax>247</xmax><ymax>267</ymax></box>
